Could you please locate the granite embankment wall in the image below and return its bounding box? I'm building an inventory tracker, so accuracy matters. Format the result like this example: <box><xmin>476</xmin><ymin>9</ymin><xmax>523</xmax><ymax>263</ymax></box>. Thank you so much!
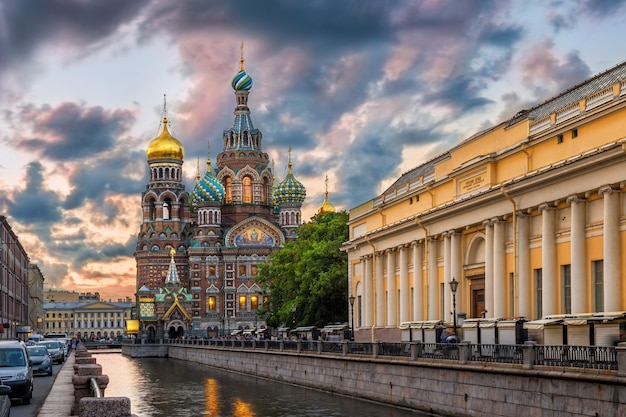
<box><xmin>123</xmin><ymin>344</ymin><xmax>625</xmax><ymax>417</ymax></box>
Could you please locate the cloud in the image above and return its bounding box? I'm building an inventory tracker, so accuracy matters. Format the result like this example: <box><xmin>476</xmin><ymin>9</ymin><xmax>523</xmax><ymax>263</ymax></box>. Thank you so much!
<box><xmin>14</xmin><ymin>102</ymin><xmax>136</xmax><ymax>161</ymax></box>
<box><xmin>520</xmin><ymin>40</ymin><xmax>591</xmax><ymax>100</ymax></box>
<box><xmin>6</xmin><ymin>161</ymin><xmax>64</xmax><ymax>224</ymax></box>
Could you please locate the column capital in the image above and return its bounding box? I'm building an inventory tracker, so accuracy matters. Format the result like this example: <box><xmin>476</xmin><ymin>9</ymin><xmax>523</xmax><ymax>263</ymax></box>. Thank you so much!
<box><xmin>566</xmin><ymin>194</ymin><xmax>585</xmax><ymax>204</ymax></box>
<box><xmin>538</xmin><ymin>202</ymin><xmax>556</xmax><ymax>212</ymax></box>
<box><xmin>599</xmin><ymin>184</ymin><xmax>619</xmax><ymax>196</ymax></box>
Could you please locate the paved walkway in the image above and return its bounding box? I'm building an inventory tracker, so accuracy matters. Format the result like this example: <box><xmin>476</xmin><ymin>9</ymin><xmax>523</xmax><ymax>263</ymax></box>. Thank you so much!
<box><xmin>37</xmin><ymin>352</ymin><xmax>74</xmax><ymax>417</ymax></box>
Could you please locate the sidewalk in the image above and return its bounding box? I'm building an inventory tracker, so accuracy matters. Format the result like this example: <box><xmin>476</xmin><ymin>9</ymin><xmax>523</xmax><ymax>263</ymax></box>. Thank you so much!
<box><xmin>37</xmin><ymin>352</ymin><xmax>74</xmax><ymax>417</ymax></box>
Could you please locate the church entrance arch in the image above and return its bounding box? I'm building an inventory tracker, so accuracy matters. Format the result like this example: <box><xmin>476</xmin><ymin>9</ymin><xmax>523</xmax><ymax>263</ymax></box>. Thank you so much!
<box><xmin>167</xmin><ymin>320</ymin><xmax>186</xmax><ymax>339</ymax></box>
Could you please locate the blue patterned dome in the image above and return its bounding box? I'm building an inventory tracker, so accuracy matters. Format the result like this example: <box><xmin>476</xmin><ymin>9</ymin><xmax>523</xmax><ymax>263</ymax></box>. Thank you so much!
<box><xmin>192</xmin><ymin>167</ymin><xmax>225</xmax><ymax>205</ymax></box>
<box><xmin>275</xmin><ymin>163</ymin><xmax>306</xmax><ymax>204</ymax></box>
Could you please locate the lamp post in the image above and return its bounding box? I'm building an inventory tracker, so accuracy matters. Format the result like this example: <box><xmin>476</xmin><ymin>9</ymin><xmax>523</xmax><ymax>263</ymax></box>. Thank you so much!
<box><xmin>348</xmin><ymin>295</ymin><xmax>355</xmax><ymax>341</ymax></box>
<box><xmin>449</xmin><ymin>277</ymin><xmax>459</xmax><ymax>337</ymax></box>
<box><xmin>291</xmin><ymin>304</ymin><xmax>296</xmax><ymax>328</ymax></box>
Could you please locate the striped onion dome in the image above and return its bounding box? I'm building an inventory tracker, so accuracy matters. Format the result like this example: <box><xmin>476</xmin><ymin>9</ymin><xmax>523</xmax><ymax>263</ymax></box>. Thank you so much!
<box><xmin>191</xmin><ymin>158</ymin><xmax>225</xmax><ymax>204</ymax></box>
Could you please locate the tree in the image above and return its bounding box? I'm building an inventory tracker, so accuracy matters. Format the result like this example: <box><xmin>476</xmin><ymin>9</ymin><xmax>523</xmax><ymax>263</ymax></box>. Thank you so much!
<box><xmin>256</xmin><ymin>211</ymin><xmax>349</xmax><ymax>328</ymax></box>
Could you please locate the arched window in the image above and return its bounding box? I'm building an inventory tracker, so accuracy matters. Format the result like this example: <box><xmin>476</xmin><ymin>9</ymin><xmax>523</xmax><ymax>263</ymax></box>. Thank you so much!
<box><xmin>224</xmin><ymin>177</ymin><xmax>232</xmax><ymax>204</ymax></box>
<box><xmin>243</xmin><ymin>176</ymin><xmax>252</xmax><ymax>203</ymax></box>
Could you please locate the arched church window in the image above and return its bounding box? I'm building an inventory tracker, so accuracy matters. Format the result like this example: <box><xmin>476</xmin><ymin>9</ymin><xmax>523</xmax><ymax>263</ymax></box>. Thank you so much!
<box><xmin>163</xmin><ymin>199</ymin><xmax>170</xmax><ymax>220</ymax></box>
<box><xmin>224</xmin><ymin>177</ymin><xmax>232</xmax><ymax>204</ymax></box>
<box><xmin>243</xmin><ymin>176</ymin><xmax>252</xmax><ymax>203</ymax></box>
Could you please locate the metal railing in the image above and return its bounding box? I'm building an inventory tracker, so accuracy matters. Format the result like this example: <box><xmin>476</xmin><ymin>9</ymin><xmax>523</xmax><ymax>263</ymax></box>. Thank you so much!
<box><xmin>136</xmin><ymin>338</ymin><xmax>621</xmax><ymax>371</ymax></box>
<box><xmin>89</xmin><ymin>376</ymin><xmax>102</xmax><ymax>398</ymax></box>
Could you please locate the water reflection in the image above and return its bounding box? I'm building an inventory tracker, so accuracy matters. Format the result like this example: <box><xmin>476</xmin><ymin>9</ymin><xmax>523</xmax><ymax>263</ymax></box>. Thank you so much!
<box><xmin>95</xmin><ymin>353</ymin><xmax>431</xmax><ymax>417</ymax></box>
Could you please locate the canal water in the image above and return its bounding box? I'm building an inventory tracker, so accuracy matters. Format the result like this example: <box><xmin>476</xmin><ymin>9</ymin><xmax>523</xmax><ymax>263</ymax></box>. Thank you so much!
<box><xmin>93</xmin><ymin>352</ymin><xmax>434</xmax><ymax>417</ymax></box>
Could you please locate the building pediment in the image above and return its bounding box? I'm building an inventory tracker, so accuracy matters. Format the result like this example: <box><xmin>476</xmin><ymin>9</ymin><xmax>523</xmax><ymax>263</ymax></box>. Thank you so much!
<box><xmin>75</xmin><ymin>301</ymin><xmax>121</xmax><ymax>311</ymax></box>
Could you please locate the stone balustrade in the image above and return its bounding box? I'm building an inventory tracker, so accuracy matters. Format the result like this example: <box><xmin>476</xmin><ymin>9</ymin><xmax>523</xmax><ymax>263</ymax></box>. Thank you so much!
<box><xmin>70</xmin><ymin>343</ymin><xmax>136</xmax><ymax>417</ymax></box>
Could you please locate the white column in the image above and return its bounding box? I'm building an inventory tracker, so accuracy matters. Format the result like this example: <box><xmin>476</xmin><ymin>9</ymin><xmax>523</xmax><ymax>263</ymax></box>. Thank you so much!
<box><xmin>427</xmin><ymin>237</ymin><xmax>438</xmax><ymax>320</ymax></box>
<box><xmin>600</xmin><ymin>186</ymin><xmax>621</xmax><ymax>311</ymax></box>
<box><xmin>386</xmin><ymin>249</ymin><xmax>397</xmax><ymax>326</ymax></box>
<box><xmin>399</xmin><ymin>245</ymin><xmax>409</xmax><ymax>324</ymax></box>
<box><xmin>107</xmin><ymin>312</ymin><xmax>111</xmax><ymax>328</ymax></box>
<box><xmin>450</xmin><ymin>232</ymin><xmax>462</xmax><ymax>319</ymax></box>
<box><xmin>443</xmin><ymin>233</ymin><xmax>451</xmax><ymax>324</ymax></box>
<box><xmin>540</xmin><ymin>204</ymin><xmax>557</xmax><ymax>316</ymax></box>
<box><xmin>363</xmin><ymin>256</ymin><xmax>372</xmax><ymax>328</ymax></box>
<box><xmin>412</xmin><ymin>241</ymin><xmax>424</xmax><ymax>321</ymax></box>
<box><xmin>517</xmin><ymin>212</ymin><xmax>531</xmax><ymax>318</ymax></box>
<box><xmin>493</xmin><ymin>218</ymin><xmax>506</xmax><ymax>318</ymax></box>
<box><xmin>568</xmin><ymin>196</ymin><xmax>586</xmax><ymax>314</ymax></box>
<box><xmin>484</xmin><ymin>220</ymin><xmax>494</xmax><ymax>318</ymax></box>
<box><xmin>375</xmin><ymin>252</ymin><xmax>384</xmax><ymax>327</ymax></box>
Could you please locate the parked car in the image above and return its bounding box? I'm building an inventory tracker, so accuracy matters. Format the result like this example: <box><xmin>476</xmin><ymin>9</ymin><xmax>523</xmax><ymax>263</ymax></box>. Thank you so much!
<box><xmin>0</xmin><ymin>340</ymin><xmax>33</xmax><ymax>404</ymax></box>
<box><xmin>37</xmin><ymin>341</ymin><xmax>64</xmax><ymax>364</ymax></box>
<box><xmin>0</xmin><ymin>385</ymin><xmax>10</xmax><ymax>417</ymax></box>
<box><xmin>26</xmin><ymin>345</ymin><xmax>53</xmax><ymax>376</ymax></box>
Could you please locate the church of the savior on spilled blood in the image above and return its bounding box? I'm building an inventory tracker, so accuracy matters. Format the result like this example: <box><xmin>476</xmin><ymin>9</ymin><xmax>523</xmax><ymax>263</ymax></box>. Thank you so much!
<box><xmin>134</xmin><ymin>50</ymin><xmax>331</xmax><ymax>340</ymax></box>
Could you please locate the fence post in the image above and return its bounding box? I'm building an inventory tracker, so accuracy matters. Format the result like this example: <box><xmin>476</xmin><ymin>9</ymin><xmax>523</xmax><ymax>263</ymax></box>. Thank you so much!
<box><xmin>458</xmin><ymin>341</ymin><xmax>470</xmax><ymax>365</ymax></box>
<box><xmin>523</xmin><ymin>341</ymin><xmax>536</xmax><ymax>370</ymax></box>
<box><xmin>279</xmin><ymin>339</ymin><xmax>284</xmax><ymax>352</ymax></box>
<box><xmin>317</xmin><ymin>339</ymin><xmax>323</xmax><ymax>354</ymax></box>
<box><xmin>342</xmin><ymin>341</ymin><xmax>348</xmax><ymax>356</ymax></box>
<box><xmin>617</xmin><ymin>342</ymin><xmax>626</xmax><ymax>376</ymax></box>
<box><xmin>410</xmin><ymin>342</ymin><xmax>420</xmax><ymax>360</ymax></box>
<box><xmin>297</xmin><ymin>340</ymin><xmax>302</xmax><ymax>353</ymax></box>
<box><xmin>372</xmin><ymin>341</ymin><xmax>379</xmax><ymax>359</ymax></box>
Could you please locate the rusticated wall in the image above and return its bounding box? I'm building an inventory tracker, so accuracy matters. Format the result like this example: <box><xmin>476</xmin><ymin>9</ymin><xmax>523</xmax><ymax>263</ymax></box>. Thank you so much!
<box><xmin>157</xmin><ymin>345</ymin><xmax>626</xmax><ymax>417</ymax></box>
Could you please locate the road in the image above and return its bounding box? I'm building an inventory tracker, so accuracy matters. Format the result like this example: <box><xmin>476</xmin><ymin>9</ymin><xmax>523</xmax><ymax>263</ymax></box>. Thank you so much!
<box><xmin>10</xmin><ymin>361</ymin><xmax>63</xmax><ymax>417</ymax></box>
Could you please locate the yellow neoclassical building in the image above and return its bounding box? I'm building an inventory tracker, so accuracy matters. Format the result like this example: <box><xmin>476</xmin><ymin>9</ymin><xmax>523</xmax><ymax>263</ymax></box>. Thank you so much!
<box><xmin>342</xmin><ymin>61</ymin><xmax>626</xmax><ymax>342</ymax></box>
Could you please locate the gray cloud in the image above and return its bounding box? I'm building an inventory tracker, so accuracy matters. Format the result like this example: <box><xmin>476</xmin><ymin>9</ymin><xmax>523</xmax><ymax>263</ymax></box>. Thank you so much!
<box><xmin>14</xmin><ymin>102</ymin><xmax>136</xmax><ymax>161</ymax></box>
<box><xmin>6</xmin><ymin>161</ymin><xmax>64</xmax><ymax>224</ymax></box>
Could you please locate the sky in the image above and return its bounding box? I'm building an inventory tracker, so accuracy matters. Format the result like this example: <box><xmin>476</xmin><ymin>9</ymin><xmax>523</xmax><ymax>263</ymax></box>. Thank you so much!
<box><xmin>1</xmin><ymin>0</ymin><xmax>625</xmax><ymax>302</ymax></box>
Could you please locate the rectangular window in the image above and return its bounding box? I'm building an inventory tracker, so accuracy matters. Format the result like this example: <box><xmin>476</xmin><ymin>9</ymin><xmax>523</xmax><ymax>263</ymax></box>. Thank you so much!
<box><xmin>571</xmin><ymin>128</ymin><xmax>578</xmax><ymax>138</ymax></box>
<box><xmin>557</xmin><ymin>134</ymin><xmax>564</xmax><ymax>144</ymax></box>
<box><xmin>534</xmin><ymin>269</ymin><xmax>543</xmax><ymax>319</ymax></box>
<box><xmin>592</xmin><ymin>260</ymin><xmax>604</xmax><ymax>312</ymax></box>
<box><xmin>208</xmin><ymin>265</ymin><xmax>216</xmax><ymax>277</ymax></box>
<box><xmin>250</xmin><ymin>295</ymin><xmax>258</xmax><ymax>310</ymax></box>
<box><xmin>239</xmin><ymin>265</ymin><xmax>247</xmax><ymax>276</ymax></box>
<box><xmin>239</xmin><ymin>295</ymin><xmax>247</xmax><ymax>310</ymax></box>
<box><xmin>208</xmin><ymin>296</ymin><xmax>216</xmax><ymax>311</ymax></box>
<box><xmin>561</xmin><ymin>265</ymin><xmax>571</xmax><ymax>314</ymax></box>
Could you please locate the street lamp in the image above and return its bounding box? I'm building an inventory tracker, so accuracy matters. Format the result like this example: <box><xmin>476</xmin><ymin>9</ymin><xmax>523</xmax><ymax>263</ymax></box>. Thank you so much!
<box><xmin>348</xmin><ymin>295</ymin><xmax>355</xmax><ymax>341</ymax></box>
<box><xmin>449</xmin><ymin>277</ymin><xmax>459</xmax><ymax>337</ymax></box>
<box><xmin>291</xmin><ymin>304</ymin><xmax>296</xmax><ymax>328</ymax></box>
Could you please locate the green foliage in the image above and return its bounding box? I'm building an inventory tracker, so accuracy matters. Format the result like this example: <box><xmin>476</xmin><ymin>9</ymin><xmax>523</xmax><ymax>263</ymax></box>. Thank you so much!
<box><xmin>256</xmin><ymin>211</ymin><xmax>349</xmax><ymax>328</ymax></box>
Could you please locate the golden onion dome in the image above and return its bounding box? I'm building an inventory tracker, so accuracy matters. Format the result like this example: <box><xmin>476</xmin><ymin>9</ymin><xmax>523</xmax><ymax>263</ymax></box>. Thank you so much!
<box><xmin>318</xmin><ymin>195</ymin><xmax>336</xmax><ymax>214</ymax></box>
<box><xmin>146</xmin><ymin>118</ymin><xmax>184</xmax><ymax>160</ymax></box>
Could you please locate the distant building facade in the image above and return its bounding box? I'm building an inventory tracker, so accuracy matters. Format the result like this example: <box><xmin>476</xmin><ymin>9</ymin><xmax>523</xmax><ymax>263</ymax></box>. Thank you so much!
<box><xmin>135</xmin><ymin>49</ymin><xmax>306</xmax><ymax>340</ymax></box>
<box><xmin>0</xmin><ymin>216</ymin><xmax>30</xmax><ymax>339</ymax></box>
<box><xmin>43</xmin><ymin>300</ymin><xmax>133</xmax><ymax>339</ymax></box>
<box><xmin>44</xmin><ymin>290</ymin><xmax>101</xmax><ymax>303</ymax></box>
<box><xmin>27</xmin><ymin>263</ymin><xmax>44</xmax><ymax>335</ymax></box>
<box><xmin>343</xmin><ymin>61</ymin><xmax>626</xmax><ymax>342</ymax></box>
